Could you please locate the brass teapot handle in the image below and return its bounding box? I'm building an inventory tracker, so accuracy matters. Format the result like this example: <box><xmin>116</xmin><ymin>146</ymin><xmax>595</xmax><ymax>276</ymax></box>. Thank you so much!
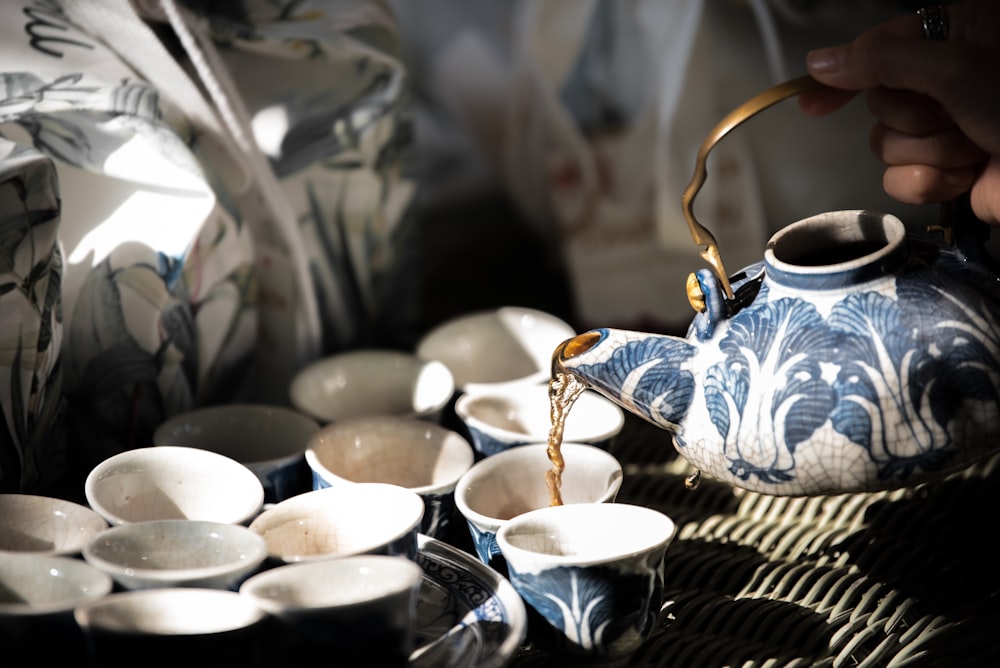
<box><xmin>681</xmin><ymin>75</ymin><xmax>826</xmax><ymax>300</ymax></box>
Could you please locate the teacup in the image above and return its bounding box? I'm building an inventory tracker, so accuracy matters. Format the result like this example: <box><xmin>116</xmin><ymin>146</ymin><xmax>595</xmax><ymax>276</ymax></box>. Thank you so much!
<box><xmin>453</xmin><ymin>384</ymin><xmax>624</xmax><ymax>457</ymax></box>
<box><xmin>0</xmin><ymin>553</ymin><xmax>113</xmax><ymax>664</ymax></box>
<box><xmin>82</xmin><ymin>519</ymin><xmax>269</xmax><ymax>591</ymax></box>
<box><xmin>289</xmin><ymin>349</ymin><xmax>455</xmax><ymax>424</ymax></box>
<box><xmin>454</xmin><ymin>442</ymin><xmax>623</xmax><ymax>570</ymax></box>
<box><xmin>415</xmin><ymin>306</ymin><xmax>576</xmax><ymax>395</ymax></box>
<box><xmin>239</xmin><ymin>555</ymin><xmax>423</xmax><ymax>667</ymax></box>
<box><xmin>496</xmin><ymin>503</ymin><xmax>676</xmax><ymax>664</ymax></box>
<box><xmin>85</xmin><ymin>445</ymin><xmax>265</xmax><ymax>526</ymax></box>
<box><xmin>74</xmin><ymin>588</ymin><xmax>274</xmax><ymax>667</ymax></box>
<box><xmin>153</xmin><ymin>403</ymin><xmax>321</xmax><ymax>505</ymax></box>
<box><xmin>0</xmin><ymin>493</ymin><xmax>108</xmax><ymax>556</ymax></box>
<box><xmin>305</xmin><ymin>416</ymin><xmax>474</xmax><ymax>539</ymax></box>
<box><xmin>248</xmin><ymin>483</ymin><xmax>424</xmax><ymax>564</ymax></box>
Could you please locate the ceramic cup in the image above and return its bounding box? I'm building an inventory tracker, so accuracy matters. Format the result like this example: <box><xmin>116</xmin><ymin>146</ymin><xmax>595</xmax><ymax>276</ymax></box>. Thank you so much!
<box><xmin>454</xmin><ymin>442</ymin><xmax>623</xmax><ymax>570</ymax></box>
<box><xmin>240</xmin><ymin>555</ymin><xmax>423</xmax><ymax>667</ymax></box>
<box><xmin>248</xmin><ymin>483</ymin><xmax>424</xmax><ymax>564</ymax></box>
<box><xmin>82</xmin><ymin>519</ymin><xmax>268</xmax><ymax>591</ymax></box>
<box><xmin>453</xmin><ymin>384</ymin><xmax>625</xmax><ymax>457</ymax></box>
<box><xmin>153</xmin><ymin>403</ymin><xmax>321</xmax><ymax>505</ymax></box>
<box><xmin>0</xmin><ymin>493</ymin><xmax>108</xmax><ymax>556</ymax></box>
<box><xmin>0</xmin><ymin>553</ymin><xmax>113</xmax><ymax>664</ymax></box>
<box><xmin>305</xmin><ymin>416</ymin><xmax>474</xmax><ymax>539</ymax></box>
<box><xmin>84</xmin><ymin>445</ymin><xmax>265</xmax><ymax>526</ymax></box>
<box><xmin>497</xmin><ymin>503</ymin><xmax>676</xmax><ymax>664</ymax></box>
<box><xmin>289</xmin><ymin>349</ymin><xmax>455</xmax><ymax>424</ymax></box>
<box><xmin>74</xmin><ymin>588</ymin><xmax>274</xmax><ymax>668</ymax></box>
<box><xmin>415</xmin><ymin>306</ymin><xmax>576</xmax><ymax>395</ymax></box>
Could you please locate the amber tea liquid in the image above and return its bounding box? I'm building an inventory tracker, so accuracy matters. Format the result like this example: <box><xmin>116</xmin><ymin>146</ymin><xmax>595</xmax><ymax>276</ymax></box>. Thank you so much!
<box><xmin>546</xmin><ymin>370</ymin><xmax>588</xmax><ymax>507</ymax></box>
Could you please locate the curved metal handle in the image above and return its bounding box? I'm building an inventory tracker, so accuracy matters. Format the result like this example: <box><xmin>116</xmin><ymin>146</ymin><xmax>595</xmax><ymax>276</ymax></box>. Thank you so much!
<box><xmin>682</xmin><ymin>75</ymin><xmax>827</xmax><ymax>299</ymax></box>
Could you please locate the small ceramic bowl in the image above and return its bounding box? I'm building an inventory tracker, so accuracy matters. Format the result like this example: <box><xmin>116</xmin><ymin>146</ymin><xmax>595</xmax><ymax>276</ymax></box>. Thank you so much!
<box><xmin>82</xmin><ymin>519</ymin><xmax>269</xmax><ymax>591</ymax></box>
<box><xmin>497</xmin><ymin>503</ymin><xmax>676</xmax><ymax>662</ymax></box>
<box><xmin>0</xmin><ymin>552</ymin><xmax>113</xmax><ymax>663</ymax></box>
<box><xmin>239</xmin><ymin>555</ymin><xmax>423</xmax><ymax>665</ymax></box>
<box><xmin>0</xmin><ymin>493</ymin><xmax>108</xmax><ymax>556</ymax></box>
<box><xmin>289</xmin><ymin>349</ymin><xmax>455</xmax><ymax>424</ymax></box>
<box><xmin>85</xmin><ymin>446</ymin><xmax>265</xmax><ymax>526</ymax></box>
<box><xmin>415</xmin><ymin>306</ymin><xmax>576</xmax><ymax>395</ymax></box>
<box><xmin>453</xmin><ymin>384</ymin><xmax>625</xmax><ymax>457</ymax></box>
<box><xmin>248</xmin><ymin>483</ymin><xmax>424</xmax><ymax>564</ymax></box>
<box><xmin>305</xmin><ymin>416</ymin><xmax>474</xmax><ymax>539</ymax></box>
<box><xmin>74</xmin><ymin>588</ymin><xmax>272</xmax><ymax>664</ymax></box>
<box><xmin>153</xmin><ymin>403</ymin><xmax>321</xmax><ymax>505</ymax></box>
<box><xmin>454</xmin><ymin>442</ymin><xmax>623</xmax><ymax>569</ymax></box>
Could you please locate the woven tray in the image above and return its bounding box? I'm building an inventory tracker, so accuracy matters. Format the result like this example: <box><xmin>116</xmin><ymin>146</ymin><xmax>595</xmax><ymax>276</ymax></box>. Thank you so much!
<box><xmin>507</xmin><ymin>415</ymin><xmax>1000</xmax><ymax>667</ymax></box>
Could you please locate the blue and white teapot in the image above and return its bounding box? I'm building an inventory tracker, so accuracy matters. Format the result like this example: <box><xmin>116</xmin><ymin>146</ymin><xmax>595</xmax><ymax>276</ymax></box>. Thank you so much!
<box><xmin>552</xmin><ymin>77</ymin><xmax>1000</xmax><ymax>496</ymax></box>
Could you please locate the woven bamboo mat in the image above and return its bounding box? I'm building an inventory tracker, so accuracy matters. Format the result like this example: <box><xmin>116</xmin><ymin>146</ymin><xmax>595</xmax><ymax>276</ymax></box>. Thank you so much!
<box><xmin>508</xmin><ymin>415</ymin><xmax>1000</xmax><ymax>667</ymax></box>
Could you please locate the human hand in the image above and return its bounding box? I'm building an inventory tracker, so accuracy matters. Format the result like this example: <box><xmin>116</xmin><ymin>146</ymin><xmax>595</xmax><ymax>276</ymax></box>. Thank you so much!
<box><xmin>798</xmin><ymin>1</ymin><xmax>1000</xmax><ymax>224</ymax></box>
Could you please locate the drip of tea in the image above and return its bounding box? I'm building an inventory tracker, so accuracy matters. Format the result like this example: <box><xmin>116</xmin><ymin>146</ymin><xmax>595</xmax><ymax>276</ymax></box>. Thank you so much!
<box><xmin>546</xmin><ymin>371</ymin><xmax>588</xmax><ymax>506</ymax></box>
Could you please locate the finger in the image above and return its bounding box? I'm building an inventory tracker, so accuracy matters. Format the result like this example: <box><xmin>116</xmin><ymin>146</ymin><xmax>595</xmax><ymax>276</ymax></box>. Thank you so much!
<box><xmin>797</xmin><ymin>87</ymin><xmax>858</xmax><ymax>116</ymax></box>
<box><xmin>882</xmin><ymin>163</ymin><xmax>977</xmax><ymax>205</ymax></box>
<box><xmin>970</xmin><ymin>159</ymin><xmax>1000</xmax><ymax>224</ymax></box>
<box><xmin>869</xmin><ymin>123</ymin><xmax>988</xmax><ymax>169</ymax></box>
<box><xmin>865</xmin><ymin>88</ymin><xmax>952</xmax><ymax>135</ymax></box>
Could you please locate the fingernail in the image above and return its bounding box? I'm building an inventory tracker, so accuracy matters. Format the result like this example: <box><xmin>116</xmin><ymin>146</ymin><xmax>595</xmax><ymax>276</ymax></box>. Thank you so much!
<box><xmin>806</xmin><ymin>47</ymin><xmax>843</xmax><ymax>74</ymax></box>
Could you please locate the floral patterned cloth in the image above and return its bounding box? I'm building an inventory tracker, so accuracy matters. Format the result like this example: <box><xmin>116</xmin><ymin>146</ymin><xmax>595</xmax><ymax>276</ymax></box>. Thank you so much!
<box><xmin>0</xmin><ymin>0</ymin><xmax>415</xmax><ymax>497</ymax></box>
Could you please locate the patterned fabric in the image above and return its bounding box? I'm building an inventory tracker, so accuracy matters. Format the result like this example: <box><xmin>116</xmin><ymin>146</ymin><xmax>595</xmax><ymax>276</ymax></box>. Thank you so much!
<box><xmin>0</xmin><ymin>0</ymin><xmax>415</xmax><ymax>496</ymax></box>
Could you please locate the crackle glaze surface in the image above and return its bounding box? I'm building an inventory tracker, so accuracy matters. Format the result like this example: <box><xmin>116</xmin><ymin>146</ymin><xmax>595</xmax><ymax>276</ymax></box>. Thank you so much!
<box><xmin>559</xmin><ymin>211</ymin><xmax>1000</xmax><ymax>495</ymax></box>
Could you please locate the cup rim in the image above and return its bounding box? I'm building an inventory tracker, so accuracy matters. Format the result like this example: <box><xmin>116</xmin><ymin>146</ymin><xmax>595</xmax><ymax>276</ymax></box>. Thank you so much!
<box><xmin>453</xmin><ymin>385</ymin><xmax>625</xmax><ymax>444</ymax></box>
<box><xmin>289</xmin><ymin>348</ymin><xmax>456</xmax><ymax>423</ymax></box>
<box><xmin>0</xmin><ymin>553</ymin><xmax>113</xmax><ymax>616</ymax></box>
<box><xmin>239</xmin><ymin>554</ymin><xmax>423</xmax><ymax>611</ymax></box>
<box><xmin>81</xmin><ymin>519</ymin><xmax>268</xmax><ymax>584</ymax></box>
<box><xmin>454</xmin><ymin>442</ymin><xmax>623</xmax><ymax>530</ymax></box>
<box><xmin>305</xmin><ymin>416</ymin><xmax>475</xmax><ymax>495</ymax></box>
<box><xmin>496</xmin><ymin>503</ymin><xmax>676</xmax><ymax>568</ymax></box>
<box><xmin>152</xmin><ymin>403</ymin><xmax>321</xmax><ymax>464</ymax></box>
<box><xmin>247</xmin><ymin>483</ymin><xmax>424</xmax><ymax>562</ymax></box>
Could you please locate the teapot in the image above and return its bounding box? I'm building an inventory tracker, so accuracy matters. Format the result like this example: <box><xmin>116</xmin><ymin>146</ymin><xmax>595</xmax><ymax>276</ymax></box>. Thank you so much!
<box><xmin>552</xmin><ymin>77</ymin><xmax>1000</xmax><ymax>496</ymax></box>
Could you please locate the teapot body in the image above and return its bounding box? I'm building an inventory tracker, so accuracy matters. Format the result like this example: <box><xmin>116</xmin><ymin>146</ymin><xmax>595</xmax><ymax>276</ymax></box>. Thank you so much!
<box><xmin>556</xmin><ymin>210</ymin><xmax>1000</xmax><ymax>495</ymax></box>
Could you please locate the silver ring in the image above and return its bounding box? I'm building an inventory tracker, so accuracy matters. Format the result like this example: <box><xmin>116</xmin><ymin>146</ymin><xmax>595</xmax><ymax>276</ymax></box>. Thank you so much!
<box><xmin>917</xmin><ymin>4</ymin><xmax>949</xmax><ymax>40</ymax></box>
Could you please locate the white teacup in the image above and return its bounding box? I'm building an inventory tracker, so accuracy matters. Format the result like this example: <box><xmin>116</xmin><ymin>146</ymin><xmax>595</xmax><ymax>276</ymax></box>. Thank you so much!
<box><xmin>305</xmin><ymin>416</ymin><xmax>474</xmax><ymax>539</ymax></box>
<box><xmin>289</xmin><ymin>349</ymin><xmax>455</xmax><ymax>424</ymax></box>
<box><xmin>416</xmin><ymin>306</ymin><xmax>575</xmax><ymax>395</ymax></box>
<box><xmin>240</xmin><ymin>555</ymin><xmax>423</xmax><ymax>667</ymax></box>
<box><xmin>153</xmin><ymin>403</ymin><xmax>321</xmax><ymax>505</ymax></box>
<box><xmin>74</xmin><ymin>588</ymin><xmax>273</xmax><ymax>667</ymax></box>
<box><xmin>248</xmin><ymin>483</ymin><xmax>424</xmax><ymax>564</ymax></box>
<box><xmin>85</xmin><ymin>446</ymin><xmax>265</xmax><ymax>526</ymax></box>
<box><xmin>0</xmin><ymin>553</ymin><xmax>113</xmax><ymax>664</ymax></box>
<box><xmin>454</xmin><ymin>442</ymin><xmax>623</xmax><ymax>569</ymax></box>
<box><xmin>82</xmin><ymin>520</ymin><xmax>268</xmax><ymax>591</ymax></box>
<box><xmin>497</xmin><ymin>503</ymin><xmax>677</xmax><ymax>663</ymax></box>
<box><xmin>0</xmin><ymin>493</ymin><xmax>107</xmax><ymax>556</ymax></box>
<box><xmin>453</xmin><ymin>384</ymin><xmax>624</xmax><ymax>457</ymax></box>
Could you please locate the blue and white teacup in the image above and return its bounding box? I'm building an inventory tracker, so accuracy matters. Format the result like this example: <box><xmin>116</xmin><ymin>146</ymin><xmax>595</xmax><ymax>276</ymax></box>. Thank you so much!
<box><xmin>497</xmin><ymin>503</ymin><xmax>676</xmax><ymax>663</ymax></box>
<box><xmin>454</xmin><ymin>442</ymin><xmax>623</xmax><ymax>571</ymax></box>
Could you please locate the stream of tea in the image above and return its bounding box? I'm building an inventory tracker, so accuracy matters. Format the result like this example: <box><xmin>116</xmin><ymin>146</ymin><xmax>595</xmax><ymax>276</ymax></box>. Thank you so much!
<box><xmin>545</xmin><ymin>370</ymin><xmax>589</xmax><ymax>507</ymax></box>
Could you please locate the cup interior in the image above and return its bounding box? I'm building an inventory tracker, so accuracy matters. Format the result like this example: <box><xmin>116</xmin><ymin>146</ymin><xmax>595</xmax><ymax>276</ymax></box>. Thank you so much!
<box><xmin>455</xmin><ymin>385</ymin><xmax>624</xmax><ymax>444</ymax></box>
<box><xmin>498</xmin><ymin>503</ymin><xmax>676</xmax><ymax>563</ymax></box>
<box><xmin>416</xmin><ymin>307</ymin><xmax>575</xmax><ymax>392</ymax></box>
<box><xmin>305</xmin><ymin>416</ymin><xmax>474</xmax><ymax>494</ymax></box>
<box><xmin>0</xmin><ymin>494</ymin><xmax>108</xmax><ymax>556</ymax></box>
<box><xmin>153</xmin><ymin>404</ymin><xmax>320</xmax><ymax>465</ymax></box>
<box><xmin>289</xmin><ymin>349</ymin><xmax>455</xmax><ymax>423</ymax></box>
<box><xmin>75</xmin><ymin>588</ymin><xmax>266</xmax><ymax>635</ymax></box>
<box><xmin>85</xmin><ymin>446</ymin><xmax>265</xmax><ymax>525</ymax></box>
<box><xmin>455</xmin><ymin>443</ymin><xmax>623</xmax><ymax>527</ymax></box>
<box><xmin>248</xmin><ymin>484</ymin><xmax>424</xmax><ymax>562</ymax></box>
<box><xmin>0</xmin><ymin>553</ymin><xmax>113</xmax><ymax>614</ymax></box>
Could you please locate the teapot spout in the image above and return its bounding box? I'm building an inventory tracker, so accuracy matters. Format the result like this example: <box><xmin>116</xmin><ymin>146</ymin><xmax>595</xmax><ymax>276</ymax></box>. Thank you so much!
<box><xmin>552</xmin><ymin>328</ymin><xmax>699</xmax><ymax>433</ymax></box>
